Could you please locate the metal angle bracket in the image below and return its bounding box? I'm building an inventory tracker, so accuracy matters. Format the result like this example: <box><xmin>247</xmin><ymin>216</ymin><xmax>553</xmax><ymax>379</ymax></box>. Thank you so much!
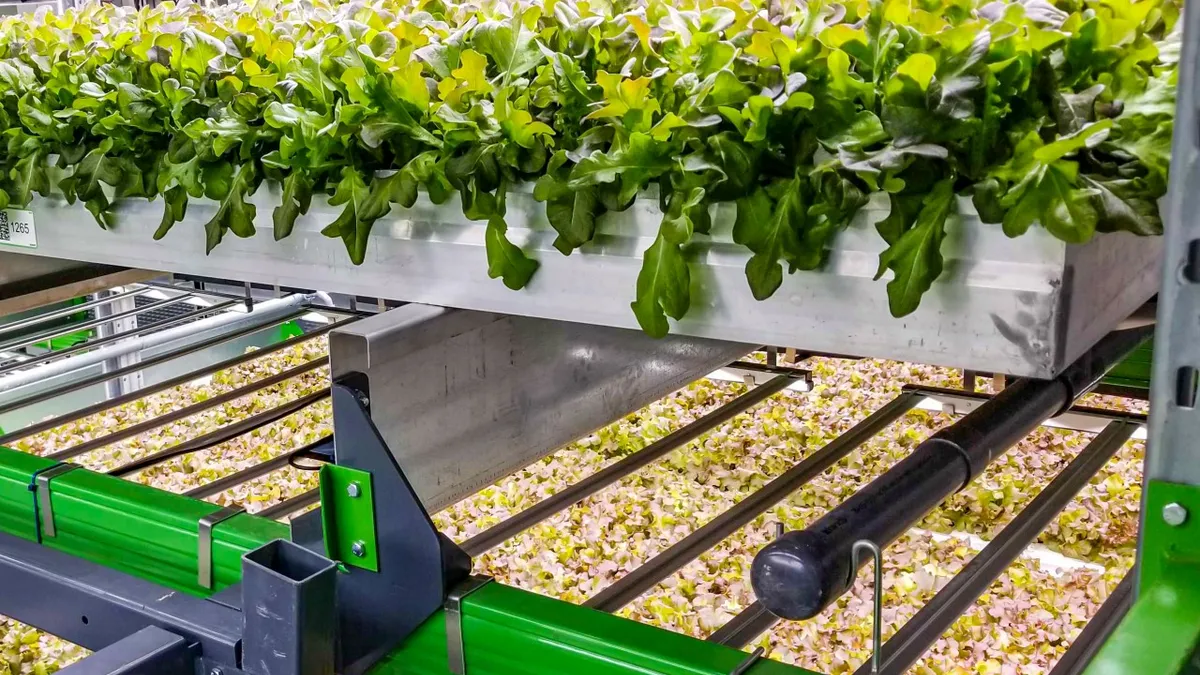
<box><xmin>198</xmin><ymin>505</ymin><xmax>245</xmax><ymax>590</ymax></box>
<box><xmin>319</xmin><ymin>464</ymin><xmax>378</xmax><ymax>572</ymax></box>
<box><xmin>445</xmin><ymin>576</ymin><xmax>494</xmax><ymax>675</ymax></box>
<box><xmin>328</xmin><ymin>378</ymin><xmax>472</xmax><ymax>675</ymax></box>
<box><xmin>30</xmin><ymin>463</ymin><xmax>79</xmax><ymax>541</ymax></box>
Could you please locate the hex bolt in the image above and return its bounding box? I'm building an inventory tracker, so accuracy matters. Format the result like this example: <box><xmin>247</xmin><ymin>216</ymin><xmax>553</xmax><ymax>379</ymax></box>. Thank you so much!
<box><xmin>358</xmin><ymin>394</ymin><xmax>371</xmax><ymax>408</ymax></box>
<box><xmin>1163</xmin><ymin>502</ymin><xmax>1189</xmax><ymax>527</ymax></box>
<box><xmin>351</xmin><ymin>541</ymin><xmax>367</xmax><ymax>557</ymax></box>
<box><xmin>210</xmin><ymin>668</ymin><xmax>223</xmax><ymax>675</ymax></box>
<box><xmin>347</xmin><ymin>482</ymin><xmax>361</xmax><ymax>498</ymax></box>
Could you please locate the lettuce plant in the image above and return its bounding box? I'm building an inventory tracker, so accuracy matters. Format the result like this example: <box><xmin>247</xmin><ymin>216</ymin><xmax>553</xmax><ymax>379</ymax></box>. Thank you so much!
<box><xmin>0</xmin><ymin>0</ymin><xmax>1178</xmax><ymax>335</ymax></box>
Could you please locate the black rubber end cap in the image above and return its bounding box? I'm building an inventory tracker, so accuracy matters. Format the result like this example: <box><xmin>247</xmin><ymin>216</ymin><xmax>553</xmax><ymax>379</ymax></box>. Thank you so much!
<box><xmin>751</xmin><ymin>530</ymin><xmax>836</xmax><ymax>621</ymax></box>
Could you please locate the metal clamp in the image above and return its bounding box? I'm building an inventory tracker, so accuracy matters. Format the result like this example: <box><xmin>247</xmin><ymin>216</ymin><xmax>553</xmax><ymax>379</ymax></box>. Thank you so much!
<box><xmin>851</xmin><ymin>540</ymin><xmax>883</xmax><ymax>674</ymax></box>
<box><xmin>197</xmin><ymin>505</ymin><xmax>244</xmax><ymax>589</ymax></box>
<box><xmin>445</xmin><ymin>576</ymin><xmax>494</xmax><ymax>675</ymax></box>
<box><xmin>730</xmin><ymin>646</ymin><xmax>767</xmax><ymax>674</ymax></box>
<box><xmin>30</xmin><ymin>463</ymin><xmax>80</xmax><ymax>542</ymax></box>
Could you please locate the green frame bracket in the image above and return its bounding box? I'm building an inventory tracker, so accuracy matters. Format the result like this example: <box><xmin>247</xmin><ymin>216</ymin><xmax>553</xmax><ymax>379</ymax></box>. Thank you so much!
<box><xmin>1084</xmin><ymin>481</ymin><xmax>1200</xmax><ymax>675</ymax></box>
<box><xmin>320</xmin><ymin>463</ymin><xmax>379</xmax><ymax>571</ymax></box>
<box><xmin>0</xmin><ymin>445</ymin><xmax>287</xmax><ymax>596</ymax></box>
<box><xmin>374</xmin><ymin>581</ymin><xmax>817</xmax><ymax>675</ymax></box>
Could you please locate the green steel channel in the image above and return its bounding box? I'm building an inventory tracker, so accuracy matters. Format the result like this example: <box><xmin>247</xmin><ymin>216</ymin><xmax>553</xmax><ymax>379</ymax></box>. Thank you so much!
<box><xmin>375</xmin><ymin>581</ymin><xmax>817</xmax><ymax>675</ymax></box>
<box><xmin>0</xmin><ymin>445</ymin><xmax>819</xmax><ymax>674</ymax></box>
<box><xmin>0</xmin><ymin>445</ymin><xmax>287</xmax><ymax>596</ymax></box>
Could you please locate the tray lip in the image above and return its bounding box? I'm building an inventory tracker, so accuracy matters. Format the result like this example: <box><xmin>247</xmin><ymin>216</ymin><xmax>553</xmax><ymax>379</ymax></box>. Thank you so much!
<box><xmin>4</xmin><ymin>191</ymin><xmax>1160</xmax><ymax>379</ymax></box>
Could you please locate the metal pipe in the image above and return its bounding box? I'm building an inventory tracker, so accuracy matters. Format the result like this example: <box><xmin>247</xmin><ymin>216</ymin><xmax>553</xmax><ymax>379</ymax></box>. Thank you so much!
<box><xmin>0</xmin><ymin>305</ymin><xmax>313</xmax><ymax>416</ymax></box>
<box><xmin>0</xmin><ymin>300</ymin><xmax>240</xmax><ymax>378</ymax></box>
<box><xmin>46</xmin><ymin>358</ymin><xmax>328</xmax><ymax>463</ymax></box>
<box><xmin>0</xmin><ymin>316</ymin><xmax>347</xmax><ymax>446</ymax></box>
<box><xmin>750</xmin><ymin>327</ymin><xmax>1152</xmax><ymax>622</ymax></box>
<box><xmin>185</xmin><ymin>436</ymin><xmax>333</xmax><ymax>500</ymax></box>
<box><xmin>461</xmin><ymin>375</ymin><xmax>797</xmax><ymax>557</ymax></box>
<box><xmin>707</xmin><ymin>601</ymin><xmax>779</xmax><ymax>648</ymax></box>
<box><xmin>109</xmin><ymin>389</ymin><xmax>331</xmax><ymax>477</ymax></box>
<box><xmin>0</xmin><ymin>288</ymin><xmax>152</xmax><ymax>338</ymax></box>
<box><xmin>858</xmin><ymin>421</ymin><xmax>1139</xmax><ymax>675</ymax></box>
<box><xmin>584</xmin><ymin>393</ymin><xmax>921</xmax><ymax>613</ymax></box>
<box><xmin>1045</xmin><ymin>572</ymin><xmax>1135</xmax><ymax>675</ymax></box>
<box><xmin>0</xmin><ymin>294</ymin><xmax>320</xmax><ymax>395</ymax></box>
<box><xmin>0</xmin><ymin>293</ymin><xmax>197</xmax><ymax>354</ymax></box>
<box><xmin>903</xmin><ymin>384</ymin><xmax>1148</xmax><ymax>425</ymax></box>
<box><xmin>258</xmin><ymin>489</ymin><xmax>320</xmax><ymax>520</ymax></box>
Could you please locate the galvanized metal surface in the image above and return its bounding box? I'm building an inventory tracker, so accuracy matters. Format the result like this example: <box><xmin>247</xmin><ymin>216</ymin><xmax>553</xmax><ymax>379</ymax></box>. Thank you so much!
<box><xmin>329</xmin><ymin>304</ymin><xmax>749</xmax><ymax>513</ymax></box>
<box><xmin>1146</xmin><ymin>0</ymin><xmax>1200</xmax><ymax>488</ymax></box>
<box><xmin>10</xmin><ymin>190</ymin><xmax>1162</xmax><ymax>378</ymax></box>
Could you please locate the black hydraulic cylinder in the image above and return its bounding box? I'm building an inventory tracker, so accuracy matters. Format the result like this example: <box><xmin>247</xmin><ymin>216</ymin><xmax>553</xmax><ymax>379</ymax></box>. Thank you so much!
<box><xmin>749</xmin><ymin>326</ymin><xmax>1151</xmax><ymax>621</ymax></box>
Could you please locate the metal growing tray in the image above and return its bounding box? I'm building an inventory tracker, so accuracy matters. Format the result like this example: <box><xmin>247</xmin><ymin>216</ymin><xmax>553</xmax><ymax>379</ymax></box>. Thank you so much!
<box><xmin>1</xmin><ymin>187</ymin><xmax>1161</xmax><ymax>378</ymax></box>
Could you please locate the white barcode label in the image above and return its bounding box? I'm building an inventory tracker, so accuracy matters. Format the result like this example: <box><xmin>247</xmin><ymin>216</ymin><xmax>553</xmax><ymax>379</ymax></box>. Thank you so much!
<box><xmin>0</xmin><ymin>209</ymin><xmax>36</xmax><ymax>248</ymax></box>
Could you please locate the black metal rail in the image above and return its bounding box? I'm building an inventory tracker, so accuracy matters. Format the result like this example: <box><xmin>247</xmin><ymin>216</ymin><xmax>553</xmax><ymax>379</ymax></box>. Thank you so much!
<box><xmin>584</xmin><ymin>393</ymin><xmax>920</xmax><ymax>612</ymax></box>
<box><xmin>46</xmin><ymin>357</ymin><xmax>328</xmax><ymax>463</ymax></box>
<box><xmin>109</xmin><ymin>389</ymin><xmax>331</xmax><ymax>478</ymax></box>
<box><xmin>706</xmin><ymin>601</ymin><xmax>778</xmax><ymax>648</ymax></box>
<box><xmin>462</xmin><ymin>374</ymin><xmax>798</xmax><ymax>556</ymax></box>
<box><xmin>749</xmin><ymin>327</ymin><xmax>1151</xmax><ymax>622</ymax></box>
<box><xmin>258</xmin><ymin>488</ymin><xmax>320</xmax><ymax>520</ymax></box>
<box><xmin>856</xmin><ymin>421</ymin><xmax>1140</xmax><ymax>674</ymax></box>
<box><xmin>1045</xmin><ymin>572</ymin><xmax>1135</xmax><ymax>675</ymax></box>
<box><xmin>185</xmin><ymin>436</ymin><xmax>333</xmax><ymax>500</ymax></box>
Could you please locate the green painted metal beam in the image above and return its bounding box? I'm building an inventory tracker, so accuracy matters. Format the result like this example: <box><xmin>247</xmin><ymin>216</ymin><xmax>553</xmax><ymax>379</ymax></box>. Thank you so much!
<box><xmin>1084</xmin><ymin>481</ymin><xmax>1200</xmax><ymax>675</ymax></box>
<box><xmin>376</xmin><ymin>581</ymin><xmax>816</xmax><ymax>675</ymax></box>
<box><xmin>0</xmin><ymin>445</ymin><xmax>817</xmax><ymax>674</ymax></box>
<box><xmin>0</xmin><ymin>445</ymin><xmax>287</xmax><ymax>596</ymax></box>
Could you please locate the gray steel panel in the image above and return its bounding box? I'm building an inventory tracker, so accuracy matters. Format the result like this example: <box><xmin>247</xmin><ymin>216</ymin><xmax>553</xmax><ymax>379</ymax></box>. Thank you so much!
<box><xmin>56</xmin><ymin>626</ymin><xmax>194</xmax><ymax>675</ymax></box>
<box><xmin>8</xmin><ymin>189</ymin><xmax>1161</xmax><ymax>377</ymax></box>
<box><xmin>0</xmin><ymin>530</ymin><xmax>242</xmax><ymax>664</ymax></box>
<box><xmin>1146</xmin><ymin>0</ymin><xmax>1200</xmax><ymax>487</ymax></box>
<box><xmin>329</xmin><ymin>305</ymin><xmax>749</xmax><ymax>512</ymax></box>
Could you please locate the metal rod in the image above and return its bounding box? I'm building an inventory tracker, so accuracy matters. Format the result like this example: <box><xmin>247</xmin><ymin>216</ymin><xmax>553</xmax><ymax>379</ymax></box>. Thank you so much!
<box><xmin>0</xmin><ymin>314</ymin><xmax>345</xmax><ymax>446</ymax></box>
<box><xmin>707</xmin><ymin>601</ymin><xmax>779</xmax><ymax>649</ymax></box>
<box><xmin>0</xmin><ymin>288</ymin><xmax>152</xmax><ymax>338</ymax></box>
<box><xmin>729</xmin><ymin>647</ymin><xmax>766</xmax><ymax>675</ymax></box>
<box><xmin>583</xmin><ymin>393</ymin><xmax>921</xmax><ymax>613</ymax></box>
<box><xmin>903</xmin><ymin>384</ymin><xmax>1148</xmax><ymax>425</ymax></box>
<box><xmin>0</xmin><ymin>293</ymin><xmax>197</xmax><ymax>354</ymax></box>
<box><xmin>185</xmin><ymin>435</ymin><xmax>333</xmax><ymax>499</ymax></box>
<box><xmin>461</xmin><ymin>375</ymin><xmax>797</xmax><ymax>557</ymax></box>
<box><xmin>852</xmin><ymin>540</ymin><xmax>883</xmax><ymax>675</ymax></box>
<box><xmin>109</xmin><ymin>389</ymin><xmax>331</xmax><ymax>477</ymax></box>
<box><xmin>750</xmin><ymin>327</ymin><xmax>1151</xmax><ymax>622</ymax></box>
<box><xmin>0</xmin><ymin>307</ymin><xmax>312</xmax><ymax>419</ymax></box>
<box><xmin>258</xmin><ymin>489</ymin><xmax>320</xmax><ymax>520</ymax></box>
<box><xmin>0</xmin><ymin>300</ymin><xmax>240</xmax><ymax>378</ymax></box>
<box><xmin>1045</xmin><ymin>572</ymin><xmax>1136</xmax><ymax>675</ymax></box>
<box><xmin>863</xmin><ymin>421</ymin><xmax>1140</xmax><ymax>675</ymax></box>
<box><xmin>46</xmin><ymin>357</ymin><xmax>328</xmax><ymax>463</ymax></box>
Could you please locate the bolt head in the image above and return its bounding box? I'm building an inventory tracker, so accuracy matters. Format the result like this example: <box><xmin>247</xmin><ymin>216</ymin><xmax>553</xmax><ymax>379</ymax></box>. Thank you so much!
<box><xmin>1163</xmin><ymin>502</ymin><xmax>1189</xmax><ymax>527</ymax></box>
<box><xmin>351</xmin><ymin>541</ymin><xmax>367</xmax><ymax>557</ymax></box>
<box><xmin>210</xmin><ymin>669</ymin><xmax>223</xmax><ymax>675</ymax></box>
<box><xmin>346</xmin><ymin>482</ymin><xmax>361</xmax><ymax>498</ymax></box>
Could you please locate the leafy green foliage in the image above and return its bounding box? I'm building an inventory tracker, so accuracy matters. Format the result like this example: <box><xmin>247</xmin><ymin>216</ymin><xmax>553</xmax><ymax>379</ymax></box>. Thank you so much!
<box><xmin>0</xmin><ymin>0</ymin><xmax>1177</xmax><ymax>334</ymax></box>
